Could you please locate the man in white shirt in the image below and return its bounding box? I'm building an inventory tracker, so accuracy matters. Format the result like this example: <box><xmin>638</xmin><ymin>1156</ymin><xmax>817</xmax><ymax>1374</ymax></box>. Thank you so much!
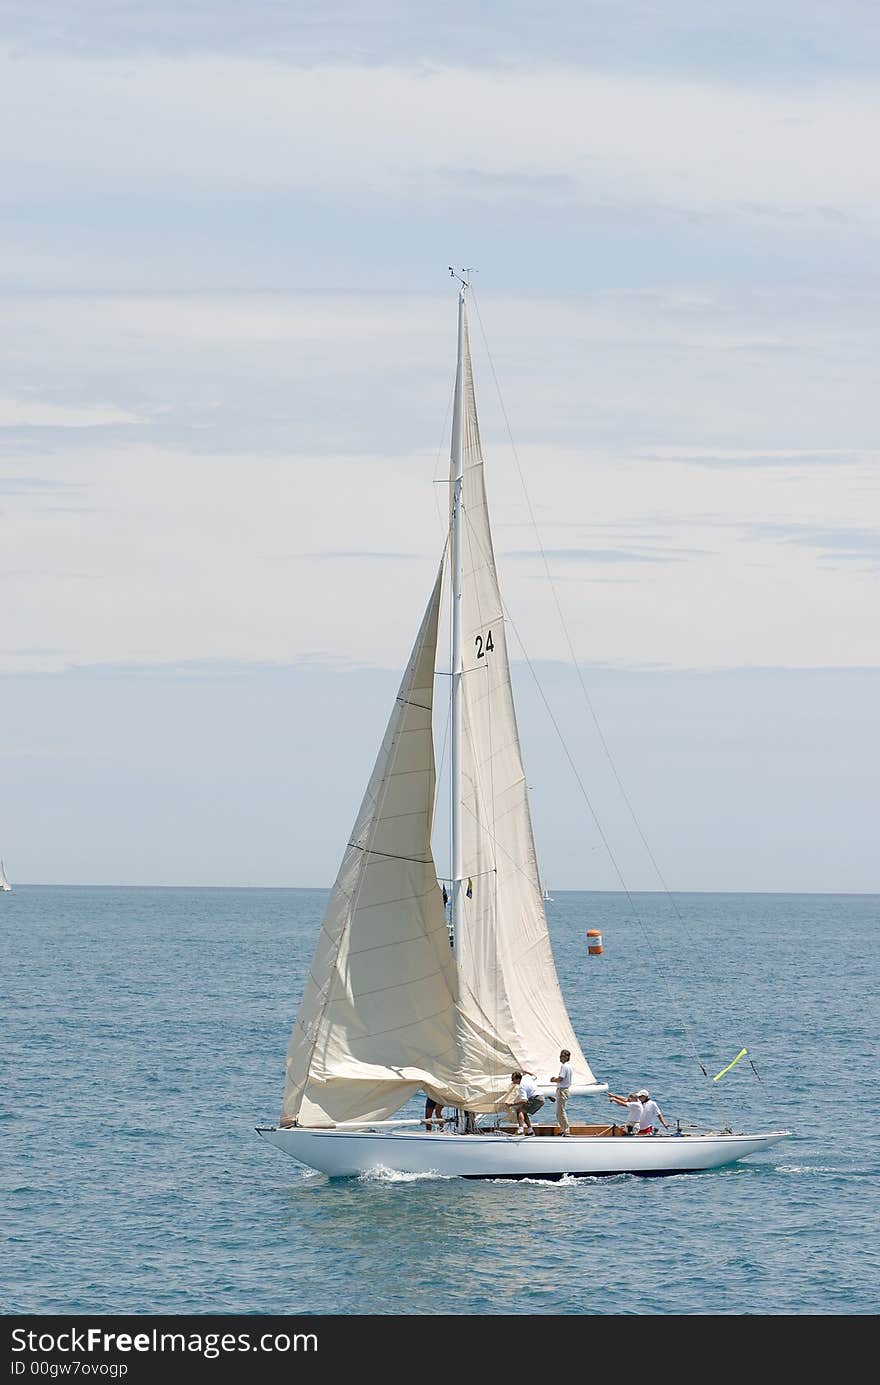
<box><xmin>636</xmin><ymin>1088</ymin><xmax>668</xmax><ymax>1135</ymax></box>
<box><xmin>510</xmin><ymin>1070</ymin><xmax>544</xmax><ymax>1134</ymax></box>
<box><xmin>550</xmin><ymin>1048</ymin><xmax>573</xmax><ymax>1136</ymax></box>
<box><xmin>608</xmin><ymin>1090</ymin><xmax>644</xmax><ymax>1134</ymax></box>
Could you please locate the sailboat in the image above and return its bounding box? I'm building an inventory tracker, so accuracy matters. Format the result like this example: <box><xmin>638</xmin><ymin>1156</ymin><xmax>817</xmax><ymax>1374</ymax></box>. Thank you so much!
<box><xmin>258</xmin><ymin>278</ymin><xmax>790</xmax><ymax>1179</ymax></box>
<box><xmin>0</xmin><ymin>860</ymin><xmax>11</xmax><ymax>892</ymax></box>
<box><xmin>541</xmin><ymin>886</ymin><xmax>554</xmax><ymax>903</ymax></box>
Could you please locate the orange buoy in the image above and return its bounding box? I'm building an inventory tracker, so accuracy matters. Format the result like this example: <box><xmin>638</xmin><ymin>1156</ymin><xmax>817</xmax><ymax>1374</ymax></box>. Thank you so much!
<box><xmin>586</xmin><ymin>928</ymin><xmax>603</xmax><ymax>955</ymax></box>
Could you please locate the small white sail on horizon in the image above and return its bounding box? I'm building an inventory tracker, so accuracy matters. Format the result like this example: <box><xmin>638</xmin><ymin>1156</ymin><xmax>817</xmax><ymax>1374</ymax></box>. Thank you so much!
<box><xmin>0</xmin><ymin>860</ymin><xmax>11</xmax><ymax>892</ymax></box>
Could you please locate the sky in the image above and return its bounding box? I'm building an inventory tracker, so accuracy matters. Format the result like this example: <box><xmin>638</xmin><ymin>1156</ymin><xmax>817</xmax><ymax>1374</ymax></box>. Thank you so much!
<box><xmin>1</xmin><ymin>3</ymin><xmax>878</xmax><ymax>890</ymax></box>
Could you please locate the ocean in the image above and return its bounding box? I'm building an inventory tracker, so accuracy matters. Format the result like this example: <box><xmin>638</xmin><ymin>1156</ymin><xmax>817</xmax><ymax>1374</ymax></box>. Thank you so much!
<box><xmin>2</xmin><ymin>886</ymin><xmax>878</xmax><ymax>1317</ymax></box>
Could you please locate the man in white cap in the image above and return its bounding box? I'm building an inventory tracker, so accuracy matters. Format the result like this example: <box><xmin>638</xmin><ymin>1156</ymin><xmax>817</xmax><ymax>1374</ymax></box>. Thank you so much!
<box><xmin>607</xmin><ymin>1090</ymin><xmax>643</xmax><ymax>1134</ymax></box>
<box><xmin>636</xmin><ymin>1088</ymin><xmax>668</xmax><ymax>1135</ymax></box>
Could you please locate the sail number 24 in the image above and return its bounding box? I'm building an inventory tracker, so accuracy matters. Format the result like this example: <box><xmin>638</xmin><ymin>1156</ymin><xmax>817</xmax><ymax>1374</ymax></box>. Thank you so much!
<box><xmin>475</xmin><ymin>630</ymin><xmax>495</xmax><ymax>659</ymax></box>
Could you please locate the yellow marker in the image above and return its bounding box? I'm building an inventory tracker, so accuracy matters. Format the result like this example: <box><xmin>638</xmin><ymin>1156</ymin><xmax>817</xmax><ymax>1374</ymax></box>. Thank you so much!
<box><xmin>713</xmin><ymin>1047</ymin><xmax>748</xmax><ymax>1082</ymax></box>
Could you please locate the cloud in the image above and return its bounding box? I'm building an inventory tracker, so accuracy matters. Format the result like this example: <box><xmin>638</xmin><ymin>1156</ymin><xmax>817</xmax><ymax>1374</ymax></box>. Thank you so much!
<box><xmin>2</xmin><ymin>51</ymin><xmax>879</xmax><ymax>226</ymax></box>
<box><xmin>1</xmin><ymin>277</ymin><xmax>877</xmax><ymax>676</ymax></box>
<box><xmin>504</xmin><ymin>546</ymin><xmax>697</xmax><ymax>564</ymax></box>
<box><xmin>1</xmin><ymin>42</ymin><xmax>877</xmax><ymax>681</ymax></box>
<box><xmin>305</xmin><ymin>550</ymin><xmax>416</xmax><ymax>562</ymax></box>
<box><xmin>4</xmin><ymin>2</ymin><xmax>880</xmax><ymax>82</ymax></box>
<box><xmin>0</xmin><ymin>398</ymin><xmax>141</xmax><ymax>427</ymax></box>
<box><xmin>0</xmin><ymin>475</ymin><xmax>76</xmax><ymax>495</ymax></box>
<box><xmin>639</xmin><ymin>449</ymin><xmax>862</xmax><ymax>469</ymax></box>
<box><xmin>1</xmin><ymin>431</ymin><xmax>877</xmax><ymax>676</ymax></box>
<box><xmin>3</xmin><ymin>282</ymin><xmax>879</xmax><ymax>459</ymax></box>
<box><xmin>749</xmin><ymin>523</ymin><xmax>880</xmax><ymax>567</ymax></box>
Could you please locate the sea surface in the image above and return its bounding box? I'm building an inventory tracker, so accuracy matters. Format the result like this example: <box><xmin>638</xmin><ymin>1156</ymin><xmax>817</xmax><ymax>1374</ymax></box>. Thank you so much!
<box><xmin>2</xmin><ymin>886</ymin><xmax>878</xmax><ymax>1316</ymax></box>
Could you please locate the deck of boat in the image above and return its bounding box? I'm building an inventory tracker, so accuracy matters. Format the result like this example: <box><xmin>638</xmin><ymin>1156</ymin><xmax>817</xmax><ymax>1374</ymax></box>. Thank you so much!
<box><xmin>497</xmin><ymin>1123</ymin><xmax>653</xmax><ymax>1138</ymax></box>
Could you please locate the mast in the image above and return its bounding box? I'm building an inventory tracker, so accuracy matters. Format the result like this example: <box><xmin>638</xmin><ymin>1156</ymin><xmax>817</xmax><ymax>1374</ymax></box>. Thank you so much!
<box><xmin>450</xmin><ymin>278</ymin><xmax>466</xmax><ymax>963</ymax></box>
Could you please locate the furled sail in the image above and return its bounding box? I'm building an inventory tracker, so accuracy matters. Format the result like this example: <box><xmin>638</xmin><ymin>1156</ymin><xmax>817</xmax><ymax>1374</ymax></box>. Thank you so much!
<box><xmin>450</xmin><ymin>304</ymin><xmax>598</xmax><ymax>1091</ymax></box>
<box><xmin>280</xmin><ymin>567</ymin><xmax>519</xmax><ymax>1127</ymax></box>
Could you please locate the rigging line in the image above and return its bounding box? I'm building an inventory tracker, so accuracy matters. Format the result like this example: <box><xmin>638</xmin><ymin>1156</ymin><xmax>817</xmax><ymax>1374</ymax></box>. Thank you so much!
<box><xmin>352</xmin><ymin>806</ymin><xmax>438</xmax><ymax>828</ymax></box>
<box><xmin>459</xmin><ymin>793</ymin><xmax>540</xmax><ymax>896</ymax></box>
<box><xmin>436</xmin><ymin>867</ymin><xmax>496</xmax><ymax>884</ymax></box>
<box><xmin>348</xmin><ymin>844</ymin><xmax>434</xmax><ymax>865</ymax></box>
<box><xmin>470</xmin><ymin>287</ymin><xmax>727</xmax><ymax>1097</ymax></box>
<box><xmin>454</xmin><ymin>506</ymin><xmax>592</xmax><ymax>905</ymax></box>
<box><xmin>505</xmin><ymin>532</ymin><xmax>713</xmax><ymax>1092</ymax></box>
<box><xmin>470</xmin><ymin>287</ymin><xmax>685</xmax><ymax>903</ymax></box>
<box><xmin>470</xmin><ymin>294</ymin><xmax>658</xmax><ymax>847</ymax></box>
<box><xmin>437</xmin><ymin>501</ymin><xmax>601</xmax><ymax>975</ymax></box>
<box><xmin>456</xmin><ymin>458</ymin><xmax>713</xmax><ymax>1093</ymax></box>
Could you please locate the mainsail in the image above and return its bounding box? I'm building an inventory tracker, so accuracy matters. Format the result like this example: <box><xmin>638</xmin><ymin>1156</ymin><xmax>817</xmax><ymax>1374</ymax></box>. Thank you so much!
<box><xmin>280</xmin><ymin>296</ymin><xmax>596</xmax><ymax>1129</ymax></box>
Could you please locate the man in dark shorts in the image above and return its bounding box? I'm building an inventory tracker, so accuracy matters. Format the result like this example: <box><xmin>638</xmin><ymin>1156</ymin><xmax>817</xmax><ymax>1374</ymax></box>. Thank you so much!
<box><xmin>424</xmin><ymin>1095</ymin><xmax>444</xmax><ymax>1131</ymax></box>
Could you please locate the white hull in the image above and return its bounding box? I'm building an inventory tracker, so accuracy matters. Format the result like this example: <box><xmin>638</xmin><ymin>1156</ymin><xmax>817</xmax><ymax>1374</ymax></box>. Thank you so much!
<box><xmin>257</xmin><ymin>1126</ymin><xmax>790</xmax><ymax>1179</ymax></box>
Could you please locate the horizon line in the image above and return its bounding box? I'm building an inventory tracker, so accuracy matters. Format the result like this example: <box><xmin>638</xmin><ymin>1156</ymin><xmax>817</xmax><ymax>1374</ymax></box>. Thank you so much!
<box><xmin>4</xmin><ymin>882</ymin><xmax>878</xmax><ymax>897</ymax></box>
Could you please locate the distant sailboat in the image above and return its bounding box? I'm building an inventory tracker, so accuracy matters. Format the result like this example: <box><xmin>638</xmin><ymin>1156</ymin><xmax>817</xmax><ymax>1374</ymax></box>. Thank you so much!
<box><xmin>541</xmin><ymin>885</ymin><xmax>554</xmax><ymax>903</ymax></box>
<box><xmin>0</xmin><ymin>860</ymin><xmax>11</xmax><ymax>892</ymax></box>
<box><xmin>256</xmin><ymin>277</ymin><xmax>790</xmax><ymax>1180</ymax></box>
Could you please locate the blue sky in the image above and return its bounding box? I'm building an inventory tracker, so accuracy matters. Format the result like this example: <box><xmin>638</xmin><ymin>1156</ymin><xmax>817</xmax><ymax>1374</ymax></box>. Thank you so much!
<box><xmin>1</xmin><ymin>3</ymin><xmax>878</xmax><ymax>888</ymax></box>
